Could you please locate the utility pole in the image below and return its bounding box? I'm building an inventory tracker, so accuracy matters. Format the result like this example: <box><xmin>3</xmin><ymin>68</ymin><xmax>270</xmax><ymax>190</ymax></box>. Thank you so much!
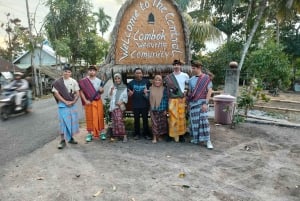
<box><xmin>25</xmin><ymin>0</ymin><xmax>40</xmax><ymax>97</ymax></box>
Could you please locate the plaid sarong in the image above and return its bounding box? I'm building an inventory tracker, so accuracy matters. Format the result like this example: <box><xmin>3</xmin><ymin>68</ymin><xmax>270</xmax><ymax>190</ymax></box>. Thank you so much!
<box><xmin>150</xmin><ymin>111</ymin><xmax>168</xmax><ymax>136</ymax></box>
<box><xmin>189</xmin><ymin>99</ymin><xmax>210</xmax><ymax>143</ymax></box>
<box><xmin>111</xmin><ymin>108</ymin><xmax>126</xmax><ymax>136</ymax></box>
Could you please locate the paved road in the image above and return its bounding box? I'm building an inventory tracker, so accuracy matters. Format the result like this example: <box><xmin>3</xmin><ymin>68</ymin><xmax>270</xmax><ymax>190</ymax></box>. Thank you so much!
<box><xmin>0</xmin><ymin>97</ymin><xmax>85</xmax><ymax>166</ymax></box>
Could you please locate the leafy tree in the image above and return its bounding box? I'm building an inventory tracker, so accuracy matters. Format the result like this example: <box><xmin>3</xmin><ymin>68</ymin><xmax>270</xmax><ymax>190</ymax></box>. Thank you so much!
<box><xmin>0</xmin><ymin>14</ymin><xmax>28</xmax><ymax>62</ymax></box>
<box><xmin>175</xmin><ymin>0</ymin><xmax>223</xmax><ymax>54</ymax></box>
<box><xmin>44</xmin><ymin>0</ymin><xmax>93</xmax><ymax>65</ymax></box>
<box><xmin>245</xmin><ymin>40</ymin><xmax>292</xmax><ymax>90</ymax></box>
<box><xmin>205</xmin><ymin>40</ymin><xmax>243</xmax><ymax>89</ymax></box>
<box><xmin>280</xmin><ymin>15</ymin><xmax>300</xmax><ymax>86</ymax></box>
<box><xmin>81</xmin><ymin>32</ymin><xmax>110</xmax><ymax>65</ymax></box>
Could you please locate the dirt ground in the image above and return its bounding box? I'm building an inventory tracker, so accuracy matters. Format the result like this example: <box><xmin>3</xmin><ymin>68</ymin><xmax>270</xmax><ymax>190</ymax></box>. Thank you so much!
<box><xmin>0</xmin><ymin>92</ymin><xmax>299</xmax><ymax>201</ymax></box>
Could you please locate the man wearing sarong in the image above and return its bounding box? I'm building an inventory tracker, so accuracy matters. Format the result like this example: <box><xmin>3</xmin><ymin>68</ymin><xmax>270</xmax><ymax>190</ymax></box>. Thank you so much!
<box><xmin>79</xmin><ymin>65</ymin><xmax>104</xmax><ymax>142</ymax></box>
<box><xmin>187</xmin><ymin>61</ymin><xmax>213</xmax><ymax>149</ymax></box>
<box><xmin>52</xmin><ymin>65</ymin><xmax>80</xmax><ymax>149</ymax></box>
<box><xmin>164</xmin><ymin>59</ymin><xmax>189</xmax><ymax>142</ymax></box>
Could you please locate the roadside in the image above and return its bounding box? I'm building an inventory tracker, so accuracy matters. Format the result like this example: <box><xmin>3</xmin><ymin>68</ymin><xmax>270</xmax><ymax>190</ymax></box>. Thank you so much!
<box><xmin>0</xmin><ymin>91</ymin><xmax>299</xmax><ymax>201</ymax></box>
<box><xmin>0</xmin><ymin>121</ymin><xmax>299</xmax><ymax>201</ymax></box>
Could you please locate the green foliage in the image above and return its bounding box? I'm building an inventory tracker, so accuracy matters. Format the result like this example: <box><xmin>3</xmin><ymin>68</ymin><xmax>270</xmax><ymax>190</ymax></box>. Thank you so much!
<box><xmin>205</xmin><ymin>40</ymin><xmax>243</xmax><ymax>89</ymax></box>
<box><xmin>245</xmin><ymin>40</ymin><xmax>292</xmax><ymax>90</ymax></box>
<box><xmin>237</xmin><ymin>78</ymin><xmax>270</xmax><ymax>116</ymax></box>
<box><xmin>81</xmin><ymin>33</ymin><xmax>109</xmax><ymax>64</ymax></box>
<box><xmin>0</xmin><ymin>15</ymin><xmax>28</xmax><ymax>61</ymax></box>
<box><xmin>104</xmin><ymin>96</ymin><xmax>111</xmax><ymax>125</ymax></box>
<box><xmin>44</xmin><ymin>0</ymin><xmax>93</xmax><ymax>63</ymax></box>
<box><xmin>93</xmin><ymin>7</ymin><xmax>112</xmax><ymax>37</ymax></box>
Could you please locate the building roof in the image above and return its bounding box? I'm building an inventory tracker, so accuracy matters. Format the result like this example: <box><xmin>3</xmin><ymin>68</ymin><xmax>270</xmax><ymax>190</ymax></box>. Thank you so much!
<box><xmin>13</xmin><ymin>44</ymin><xmax>67</xmax><ymax>65</ymax></box>
<box><xmin>0</xmin><ymin>58</ymin><xmax>21</xmax><ymax>72</ymax></box>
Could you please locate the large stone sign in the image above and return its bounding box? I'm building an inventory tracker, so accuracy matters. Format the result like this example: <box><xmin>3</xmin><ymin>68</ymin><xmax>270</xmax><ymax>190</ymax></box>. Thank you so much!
<box><xmin>115</xmin><ymin>0</ymin><xmax>186</xmax><ymax>65</ymax></box>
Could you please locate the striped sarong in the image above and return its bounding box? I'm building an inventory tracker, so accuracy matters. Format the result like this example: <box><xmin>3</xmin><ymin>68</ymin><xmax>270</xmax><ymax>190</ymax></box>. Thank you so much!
<box><xmin>58</xmin><ymin>102</ymin><xmax>80</xmax><ymax>141</ymax></box>
<box><xmin>84</xmin><ymin>99</ymin><xmax>104</xmax><ymax>137</ymax></box>
<box><xmin>111</xmin><ymin>108</ymin><xmax>126</xmax><ymax>136</ymax></box>
<box><xmin>168</xmin><ymin>98</ymin><xmax>186</xmax><ymax>137</ymax></box>
<box><xmin>189</xmin><ymin>99</ymin><xmax>210</xmax><ymax>143</ymax></box>
<box><xmin>150</xmin><ymin>111</ymin><xmax>168</xmax><ymax>136</ymax></box>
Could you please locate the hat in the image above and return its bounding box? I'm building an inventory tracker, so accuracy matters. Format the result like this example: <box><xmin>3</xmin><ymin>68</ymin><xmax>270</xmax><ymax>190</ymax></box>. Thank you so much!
<box><xmin>88</xmin><ymin>65</ymin><xmax>97</xmax><ymax>71</ymax></box>
<box><xmin>172</xmin><ymin>59</ymin><xmax>184</xmax><ymax>65</ymax></box>
<box><xmin>14</xmin><ymin>72</ymin><xmax>23</xmax><ymax>76</ymax></box>
<box><xmin>63</xmin><ymin>64</ymin><xmax>71</xmax><ymax>71</ymax></box>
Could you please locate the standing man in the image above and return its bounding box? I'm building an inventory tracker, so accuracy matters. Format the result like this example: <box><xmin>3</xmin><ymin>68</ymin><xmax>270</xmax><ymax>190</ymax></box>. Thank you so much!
<box><xmin>52</xmin><ymin>65</ymin><xmax>80</xmax><ymax>149</ymax></box>
<box><xmin>164</xmin><ymin>59</ymin><xmax>190</xmax><ymax>142</ymax></box>
<box><xmin>187</xmin><ymin>61</ymin><xmax>213</xmax><ymax>149</ymax></box>
<box><xmin>79</xmin><ymin>65</ymin><xmax>105</xmax><ymax>142</ymax></box>
<box><xmin>127</xmin><ymin>68</ymin><xmax>151</xmax><ymax>140</ymax></box>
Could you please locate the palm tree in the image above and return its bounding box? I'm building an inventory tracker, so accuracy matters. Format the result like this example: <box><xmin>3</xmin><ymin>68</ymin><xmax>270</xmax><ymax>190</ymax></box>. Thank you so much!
<box><xmin>93</xmin><ymin>8</ymin><xmax>112</xmax><ymax>37</ymax></box>
<box><xmin>175</xmin><ymin>0</ymin><xmax>223</xmax><ymax>52</ymax></box>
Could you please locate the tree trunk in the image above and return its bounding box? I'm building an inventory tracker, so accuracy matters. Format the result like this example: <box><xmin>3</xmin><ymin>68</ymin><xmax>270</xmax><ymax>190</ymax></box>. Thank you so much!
<box><xmin>238</xmin><ymin>0</ymin><xmax>268</xmax><ymax>71</ymax></box>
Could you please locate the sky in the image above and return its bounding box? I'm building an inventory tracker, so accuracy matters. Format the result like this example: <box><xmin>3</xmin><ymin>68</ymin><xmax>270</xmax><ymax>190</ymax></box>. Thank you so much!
<box><xmin>0</xmin><ymin>0</ymin><xmax>220</xmax><ymax>51</ymax></box>
<box><xmin>0</xmin><ymin>0</ymin><xmax>123</xmax><ymax>47</ymax></box>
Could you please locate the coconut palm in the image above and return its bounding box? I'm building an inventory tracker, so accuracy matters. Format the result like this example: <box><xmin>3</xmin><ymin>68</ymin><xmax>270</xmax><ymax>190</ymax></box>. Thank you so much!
<box><xmin>93</xmin><ymin>8</ymin><xmax>112</xmax><ymax>37</ymax></box>
<box><xmin>175</xmin><ymin>0</ymin><xmax>224</xmax><ymax>52</ymax></box>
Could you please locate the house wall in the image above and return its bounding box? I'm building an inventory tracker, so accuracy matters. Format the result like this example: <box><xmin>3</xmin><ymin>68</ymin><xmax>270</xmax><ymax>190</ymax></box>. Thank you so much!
<box><xmin>18</xmin><ymin>49</ymin><xmax>58</xmax><ymax>66</ymax></box>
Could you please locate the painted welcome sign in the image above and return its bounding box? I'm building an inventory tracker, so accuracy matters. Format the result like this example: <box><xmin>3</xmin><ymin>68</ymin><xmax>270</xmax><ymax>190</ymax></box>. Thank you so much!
<box><xmin>115</xmin><ymin>0</ymin><xmax>187</xmax><ymax>65</ymax></box>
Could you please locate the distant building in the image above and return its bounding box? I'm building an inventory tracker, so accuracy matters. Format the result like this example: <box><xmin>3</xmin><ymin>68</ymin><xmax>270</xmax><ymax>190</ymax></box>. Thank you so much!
<box><xmin>0</xmin><ymin>58</ymin><xmax>21</xmax><ymax>89</ymax></box>
<box><xmin>13</xmin><ymin>44</ymin><xmax>67</xmax><ymax>95</ymax></box>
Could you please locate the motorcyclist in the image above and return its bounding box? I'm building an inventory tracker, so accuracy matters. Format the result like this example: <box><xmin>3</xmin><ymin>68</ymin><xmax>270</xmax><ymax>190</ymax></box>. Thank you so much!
<box><xmin>4</xmin><ymin>72</ymin><xmax>29</xmax><ymax>110</ymax></box>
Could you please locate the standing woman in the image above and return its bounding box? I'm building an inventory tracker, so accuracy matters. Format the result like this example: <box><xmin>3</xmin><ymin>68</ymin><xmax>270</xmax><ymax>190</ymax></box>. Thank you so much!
<box><xmin>148</xmin><ymin>75</ymin><xmax>168</xmax><ymax>144</ymax></box>
<box><xmin>109</xmin><ymin>73</ymin><xmax>128</xmax><ymax>142</ymax></box>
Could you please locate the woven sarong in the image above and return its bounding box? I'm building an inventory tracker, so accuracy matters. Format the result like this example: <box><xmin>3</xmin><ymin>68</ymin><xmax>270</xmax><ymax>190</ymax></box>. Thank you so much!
<box><xmin>111</xmin><ymin>108</ymin><xmax>126</xmax><ymax>136</ymax></box>
<box><xmin>168</xmin><ymin>98</ymin><xmax>186</xmax><ymax>137</ymax></box>
<box><xmin>189</xmin><ymin>100</ymin><xmax>210</xmax><ymax>143</ymax></box>
<box><xmin>84</xmin><ymin>99</ymin><xmax>104</xmax><ymax>137</ymax></box>
<box><xmin>58</xmin><ymin>102</ymin><xmax>79</xmax><ymax>141</ymax></box>
<box><xmin>150</xmin><ymin>111</ymin><xmax>168</xmax><ymax>136</ymax></box>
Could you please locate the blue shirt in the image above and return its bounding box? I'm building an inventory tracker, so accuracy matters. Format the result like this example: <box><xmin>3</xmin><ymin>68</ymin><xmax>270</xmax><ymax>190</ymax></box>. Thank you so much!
<box><xmin>128</xmin><ymin>78</ymin><xmax>151</xmax><ymax>109</ymax></box>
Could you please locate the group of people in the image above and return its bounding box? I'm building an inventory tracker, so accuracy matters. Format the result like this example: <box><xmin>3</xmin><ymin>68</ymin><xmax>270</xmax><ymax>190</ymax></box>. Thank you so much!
<box><xmin>52</xmin><ymin>59</ymin><xmax>213</xmax><ymax>150</ymax></box>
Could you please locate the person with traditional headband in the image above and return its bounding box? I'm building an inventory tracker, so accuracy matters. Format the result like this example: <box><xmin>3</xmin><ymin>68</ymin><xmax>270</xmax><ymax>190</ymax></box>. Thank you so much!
<box><xmin>108</xmin><ymin>73</ymin><xmax>128</xmax><ymax>142</ymax></box>
<box><xmin>187</xmin><ymin>61</ymin><xmax>213</xmax><ymax>149</ymax></box>
<box><xmin>52</xmin><ymin>65</ymin><xmax>80</xmax><ymax>149</ymax></box>
<box><xmin>164</xmin><ymin>59</ymin><xmax>189</xmax><ymax>142</ymax></box>
<box><xmin>79</xmin><ymin>65</ymin><xmax>105</xmax><ymax>142</ymax></box>
<box><xmin>147</xmin><ymin>75</ymin><xmax>168</xmax><ymax>144</ymax></box>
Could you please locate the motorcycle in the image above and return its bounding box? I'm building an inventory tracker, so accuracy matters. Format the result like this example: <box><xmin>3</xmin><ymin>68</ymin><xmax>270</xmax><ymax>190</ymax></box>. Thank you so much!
<box><xmin>0</xmin><ymin>87</ymin><xmax>29</xmax><ymax>121</ymax></box>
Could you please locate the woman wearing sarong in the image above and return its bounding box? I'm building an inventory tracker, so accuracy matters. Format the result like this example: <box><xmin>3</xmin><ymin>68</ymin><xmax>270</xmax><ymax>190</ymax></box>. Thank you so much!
<box><xmin>148</xmin><ymin>75</ymin><xmax>168</xmax><ymax>144</ymax></box>
<box><xmin>79</xmin><ymin>65</ymin><xmax>105</xmax><ymax>142</ymax></box>
<box><xmin>187</xmin><ymin>61</ymin><xmax>213</xmax><ymax>149</ymax></box>
<box><xmin>109</xmin><ymin>73</ymin><xmax>128</xmax><ymax>142</ymax></box>
<box><xmin>52</xmin><ymin>65</ymin><xmax>80</xmax><ymax>149</ymax></box>
<box><xmin>164</xmin><ymin>59</ymin><xmax>189</xmax><ymax>142</ymax></box>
